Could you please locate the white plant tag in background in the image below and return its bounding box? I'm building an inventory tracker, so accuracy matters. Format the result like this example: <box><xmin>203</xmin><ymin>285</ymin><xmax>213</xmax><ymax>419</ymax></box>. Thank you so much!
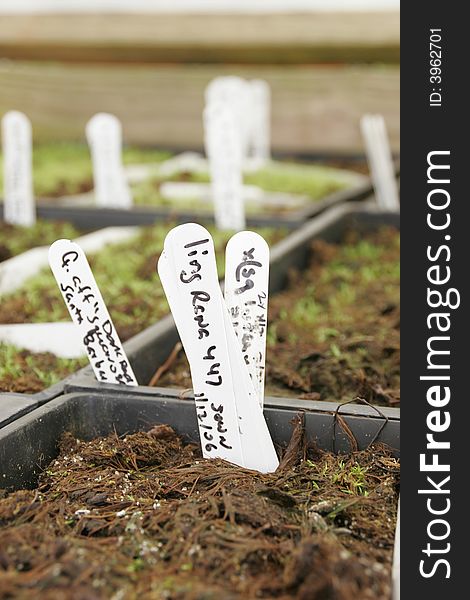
<box><xmin>360</xmin><ymin>114</ymin><xmax>399</xmax><ymax>211</ymax></box>
<box><xmin>249</xmin><ymin>79</ymin><xmax>271</xmax><ymax>167</ymax></box>
<box><xmin>86</xmin><ymin>113</ymin><xmax>133</xmax><ymax>209</ymax></box>
<box><xmin>225</xmin><ymin>231</ymin><xmax>269</xmax><ymax>408</ymax></box>
<box><xmin>204</xmin><ymin>103</ymin><xmax>245</xmax><ymax>231</ymax></box>
<box><xmin>1</xmin><ymin>110</ymin><xmax>35</xmax><ymax>227</ymax></box>
<box><xmin>205</xmin><ymin>76</ymin><xmax>251</xmax><ymax>160</ymax></box>
<box><xmin>158</xmin><ymin>223</ymin><xmax>278</xmax><ymax>473</ymax></box>
<box><xmin>49</xmin><ymin>239</ymin><xmax>137</xmax><ymax>386</ymax></box>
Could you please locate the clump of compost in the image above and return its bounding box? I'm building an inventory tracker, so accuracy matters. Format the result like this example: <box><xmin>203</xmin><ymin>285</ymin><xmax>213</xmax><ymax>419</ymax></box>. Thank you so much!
<box><xmin>0</xmin><ymin>419</ymin><xmax>399</xmax><ymax>599</ymax></box>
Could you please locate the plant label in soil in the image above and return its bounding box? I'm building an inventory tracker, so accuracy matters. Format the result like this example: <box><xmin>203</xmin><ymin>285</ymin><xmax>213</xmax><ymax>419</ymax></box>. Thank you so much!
<box><xmin>218</xmin><ymin>284</ymin><xmax>278</xmax><ymax>473</ymax></box>
<box><xmin>225</xmin><ymin>231</ymin><xmax>269</xmax><ymax>408</ymax></box>
<box><xmin>86</xmin><ymin>113</ymin><xmax>133</xmax><ymax>209</ymax></box>
<box><xmin>158</xmin><ymin>223</ymin><xmax>278</xmax><ymax>473</ymax></box>
<box><xmin>1</xmin><ymin>110</ymin><xmax>35</xmax><ymax>227</ymax></box>
<box><xmin>249</xmin><ymin>79</ymin><xmax>271</xmax><ymax>167</ymax></box>
<box><xmin>49</xmin><ymin>239</ymin><xmax>137</xmax><ymax>386</ymax></box>
<box><xmin>205</xmin><ymin>76</ymin><xmax>251</xmax><ymax>159</ymax></box>
<box><xmin>204</xmin><ymin>103</ymin><xmax>245</xmax><ymax>231</ymax></box>
<box><xmin>360</xmin><ymin>114</ymin><xmax>399</xmax><ymax>211</ymax></box>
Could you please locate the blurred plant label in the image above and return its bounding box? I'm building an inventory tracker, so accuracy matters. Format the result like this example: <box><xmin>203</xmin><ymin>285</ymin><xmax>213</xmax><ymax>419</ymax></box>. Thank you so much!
<box><xmin>205</xmin><ymin>76</ymin><xmax>251</xmax><ymax>159</ymax></box>
<box><xmin>158</xmin><ymin>223</ymin><xmax>278</xmax><ymax>473</ymax></box>
<box><xmin>225</xmin><ymin>231</ymin><xmax>269</xmax><ymax>408</ymax></box>
<box><xmin>1</xmin><ymin>111</ymin><xmax>35</xmax><ymax>227</ymax></box>
<box><xmin>249</xmin><ymin>79</ymin><xmax>271</xmax><ymax>167</ymax></box>
<box><xmin>204</xmin><ymin>103</ymin><xmax>245</xmax><ymax>231</ymax></box>
<box><xmin>49</xmin><ymin>239</ymin><xmax>137</xmax><ymax>386</ymax></box>
<box><xmin>86</xmin><ymin>113</ymin><xmax>133</xmax><ymax>209</ymax></box>
<box><xmin>360</xmin><ymin>114</ymin><xmax>399</xmax><ymax>211</ymax></box>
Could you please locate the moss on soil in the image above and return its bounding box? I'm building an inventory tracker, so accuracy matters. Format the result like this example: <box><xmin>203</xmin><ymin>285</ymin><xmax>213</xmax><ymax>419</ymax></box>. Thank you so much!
<box><xmin>0</xmin><ymin>143</ymin><xmax>171</xmax><ymax>198</ymax></box>
<box><xmin>132</xmin><ymin>161</ymin><xmax>353</xmax><ymax>212</ymax></box>
<box><xmin>1</xmin><ymin>142</ymin><xmax>357</xmax><ymax>213</ymax></box>
<box><xmin>0</xmin><ymin>344</ymin><xmax>86</xmax><ymax>394</ymax></box>
<box><xmin>0</xmin><ymin>220</ymin><xmax>81</xmax><ymax>262</ymax></box>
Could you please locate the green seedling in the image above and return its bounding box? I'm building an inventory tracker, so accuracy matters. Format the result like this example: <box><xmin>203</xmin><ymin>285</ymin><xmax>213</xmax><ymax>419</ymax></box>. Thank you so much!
<box><xmin>332</xmin><ymin>460</ymin><xmax>369</xmax><ymax>496</ymax></box>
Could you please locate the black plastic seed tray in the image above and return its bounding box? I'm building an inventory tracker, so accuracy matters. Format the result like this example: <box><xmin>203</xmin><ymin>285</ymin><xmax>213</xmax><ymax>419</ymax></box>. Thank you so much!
<box><xmin>1</xmin><ymin>176</ymin><xmax>374</xmax><ymax>231</ymax></box>
<box><xmin>0</xmin><ymin>388</ymin><xmax>399</xmax><ymax>491</ymax></box>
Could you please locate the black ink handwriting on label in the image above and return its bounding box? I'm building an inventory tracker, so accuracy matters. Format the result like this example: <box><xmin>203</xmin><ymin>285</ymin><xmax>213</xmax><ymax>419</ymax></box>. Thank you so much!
<box><xmin>184</xmin><ymin>238</ymin><xmax>210</xmax><ymax>249</ymax></box>
<box><xmin>61</xmin><ymin>251</ymin><xmax>79</xmax><ymax>271</ymax></box>
<box><xmin>203</xmin><ymin>345</ymin><xmax>216</xmax><ymax>360</ymax></box>
<box><xmin>235</xmin><ymin>248</ymin><xmax>262</xmax><ymax>294</ymax></box>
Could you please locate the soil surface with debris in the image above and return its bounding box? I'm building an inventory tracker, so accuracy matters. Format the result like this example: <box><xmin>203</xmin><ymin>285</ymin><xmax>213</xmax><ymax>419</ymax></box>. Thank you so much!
<box><xmin>0</xmin><ymin>421</ymin><xmax>399</xmax><ymax>599</ymax></box>
<box><xmin>155</xmin><ymin>228</ymin><xmax>400</xmax><ymax>407</ymax></box>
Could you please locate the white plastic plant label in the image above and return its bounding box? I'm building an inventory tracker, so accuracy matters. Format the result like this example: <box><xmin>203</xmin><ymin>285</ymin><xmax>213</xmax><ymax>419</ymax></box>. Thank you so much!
<box><xmin>205</xmin><ymin>76</ymin><xmax>252</xmax><ymax>160</ymax></box>
<box><xmin>225</xmin><ymin>231</ymin><xmax>270</xmax><ymax>408</ymax></box>
<box><xmin>85</xmin><ymin>113</ymin><xmax>133</xmax><ymax>209</ymax></box>
<box><xmin>360</xmin><ymin>114</ymin><xmax>399</xmax><ymax>211</ymax></box>
<box><xmin>158</xmin><ymin>224</ymin><xmax>244</xmax><ymax>466</ymax></box>
<box><xmin>158</xmin><ymin>223</ymin><xmax>278</xmax><ymax>473</ymax></box>
<box><xmin>49</xmin><ymin>239</ymin><xmax>137</xmax><ymax>385</ymax></box>
<box><xmin>219</xmin><ymin>285</ymin><xmax>278</xmax><ymax>473</ymax></box>
<box><xmin>249</xmin><ymin>79</ymin><xmax>271</xmax><ymax>167</ymax></box>
<box><xmin>1</xmin><ymin>110</ymin><xmax>35</xmax><ymax>227</ymax></box>
<box><xmin>203</xmin><ymin>103</ymin><xmax>245</xmax><ymax>231</ymax></box>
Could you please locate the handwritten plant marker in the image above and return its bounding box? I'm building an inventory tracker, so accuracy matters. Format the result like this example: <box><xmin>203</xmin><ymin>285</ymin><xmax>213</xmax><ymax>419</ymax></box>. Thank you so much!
<box><xmin>225</xmin><ymin>231</ymin><xmax>269</xmax><ymax>408</ymax></box>
<box><xmin>49</xmin><ymin>239</ymin><xmax>137</xmax><ymax>386</ymax></box>
<box><xmin>360</xmin><ymin>114</ymin><xmax>399</xmax><ymax>211</ymax></box>
<box><xmin>158</xmin><ymin>223</ymin><xmax>278</xmax><ymax>473</ymax></box>
<box><xmin>86</xmin><ymin>113</ymin><xmax>133</xmax><ymax>209</ymax></box>
<box><xmin>1</xmin><ymin>110</ymin><xmax>35</xmax><ymax>227</ymax></box>
<box><xmin>204</xmin><ymin>102</ymin><xmax>245</xmax><ymax>231</ymax></box>
<box><xmin>158</xmin><ymin>225</ymin><xmax>244</xmax><ymax>466</ymax></box>
<box><xmin>218</xmin><ymin>285</ymin><xmax>278</xmax><ymax>473</ymax></box>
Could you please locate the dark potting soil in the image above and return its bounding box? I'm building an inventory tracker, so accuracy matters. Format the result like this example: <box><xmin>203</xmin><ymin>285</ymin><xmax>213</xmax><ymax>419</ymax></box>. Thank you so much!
<box><xmin>0</xmin><ymin>346</ymin><xmax>86</xmax><ymax>394</ymax></box>
<box><xmin>0</xmin><ymin>419</ymin><xmax>399</xmax><ymax>599</ymax></box>
<box><xmin>153</xmin><ymin>228</ymin><xmax>400</xmax><ymax>407</ymax></box>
